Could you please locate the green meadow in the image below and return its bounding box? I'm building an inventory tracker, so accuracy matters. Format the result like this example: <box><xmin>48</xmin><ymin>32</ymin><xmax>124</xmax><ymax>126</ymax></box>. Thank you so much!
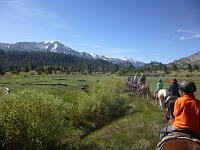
<box><xmin>0</xmin><ymin>75</ymin><xmax>199</xmax><ymax>150</ymax></box>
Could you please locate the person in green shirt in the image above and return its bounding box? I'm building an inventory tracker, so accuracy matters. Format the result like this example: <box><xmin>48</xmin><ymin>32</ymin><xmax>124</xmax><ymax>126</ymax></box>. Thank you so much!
<box><xmin>154</xmin><ymin>79</ymin><xmax>163</xmax><ymax>97</ymax></box>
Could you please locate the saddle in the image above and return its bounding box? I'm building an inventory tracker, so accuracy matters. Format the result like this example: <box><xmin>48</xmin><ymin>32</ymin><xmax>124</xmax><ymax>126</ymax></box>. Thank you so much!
<box><xmin>157</xmin><ymin>130</ymin><xmax>200</xmax><ymax>150</ymax></box>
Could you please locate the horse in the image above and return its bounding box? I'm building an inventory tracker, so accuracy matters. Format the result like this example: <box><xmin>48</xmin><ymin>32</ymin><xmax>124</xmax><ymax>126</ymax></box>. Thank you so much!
<box><xmin>164</xmin><ymin>96</ymin><xmax>179</xmax><ymax>122</ymax></box>
<box><xmin>158</xmin><ymin>138</ymin><xmax>200</xmax><ymax>150</ymax></box>
<box><xmin>156</xmin><ymin>89</ymin><xmax>169</xmax><ymax>110</ymax></box>
<box><xmin>127</xmin><ymin>80</ymin><xmax>133</xmax><ymax>89</ymax></box>
<box><xmin>131</xmin><ymin>83</ymin><xmax>138</xmax><ymax>95</ymax></box>
<box><xmin>137</xmin><ymin>84</ymin><xmax>151</xmax><ymax>100</ymax></box>
<box><xmin>126</xmin><ymin>77</ymin><xmax>138</xmax><ymax>95</ymax></box>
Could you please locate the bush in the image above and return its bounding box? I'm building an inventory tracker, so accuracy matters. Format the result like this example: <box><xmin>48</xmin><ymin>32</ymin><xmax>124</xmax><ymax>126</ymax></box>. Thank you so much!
<box><xmin>4</xmin><ymin>72</ymin><xmax>13</xmax><ymax>79</ymax></box>
<box><xmin>0</xmin><ymin>89</ymin><xmax>67</xmax><ymax>149</ymax></box>
<box><xmin>11</xmin><ymin>74</ymin><xmax>22</xmax><ymax>79</ymax></box>
<box><xmin>27</xmin><ymin>70</ymin><xmax>37</xmax><ymax>76</ymax></box>
<box><xmin>115</xmin><ymin>70</ymin><xmax>123</xmax><ymax>76</ymax></box>
<box><xmin>18</xmin><ymin>72</ymin><xmax>28</xmax><ymax>78</ymax></box>
<box><xmin>67</xmin><ymin>77</ymin><xmax>129</xmax><ymax>127</ymax></box>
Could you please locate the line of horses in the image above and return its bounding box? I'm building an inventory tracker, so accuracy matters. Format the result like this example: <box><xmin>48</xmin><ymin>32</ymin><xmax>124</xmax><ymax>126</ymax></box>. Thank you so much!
<box><xmin>126</xmin><ymin>80</ymin><xmax>151</xmax><ymax>100</ymax></box>
<box><xmin>126</xmin><ymin>80</ymin><xmax>200</xmax><ymax>149</ymax></box>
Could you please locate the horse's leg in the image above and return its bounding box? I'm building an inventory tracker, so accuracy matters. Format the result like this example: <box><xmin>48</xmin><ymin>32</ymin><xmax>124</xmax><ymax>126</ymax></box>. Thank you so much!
<box><xmin>132</xmin><ymin>87</ymin><xmax>136</xmax><ymax>95</ymax></box>
<box><xmin>155</xmin><ymin>96</ymin><xmax>158</xmax><ymax>107</ymax></box>
<box><xmin>142</xmin><ymin>91</ymin><xmax>144</xmax><ymax>99</ymax></box>
<box><xmin>159</xmin><ymin>98</ymin><xmax>162</xmax><ymax>110</ymax></box>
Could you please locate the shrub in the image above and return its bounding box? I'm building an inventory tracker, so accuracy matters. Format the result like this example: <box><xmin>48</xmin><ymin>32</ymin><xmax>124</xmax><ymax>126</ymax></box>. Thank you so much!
<box><xmin>27</xmin><ymin>70</ymin><xmax>37</xmax><ymax>76</ymax></box>
<box><xmin>11</xmin><ymin>74</ymin><xmax>22</xmax><ymax>79</ymax></box>
<box><xmin>89</xmin><ymin>77</ymin><xmax>129</xmax><ymax>117</ymax></box>
<box><xmin>115</xmin><ymin>70</ymin><xmax>123</xmax><ymax>76</ymax></box>
<box><xmin>67</xmin><ymin>77</ymin><xmax>129</xmax><ymax>127</ymax></box>
<box><xmin>18</xmin><ymin>72</ymin><xmax>28</xmax><ymax>78</ymax></box>
<box><xmin>0</xmin><ymin>89</ymin><xmax>67</xmax><ymax>150</ymax></box>
<box><xmin>3</xmin><ymin>72</ymin><xmax>13</xmax><ymax>79</ymax></box>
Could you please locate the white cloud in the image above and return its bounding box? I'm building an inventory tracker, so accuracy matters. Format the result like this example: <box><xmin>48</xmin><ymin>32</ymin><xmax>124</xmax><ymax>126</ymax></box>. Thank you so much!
<box><xmin>179</xmin><ymin>34</ymin><xmax>200</xmax><ymax>40</ymax></box>
<box><xmin>177</xmin><ymin>29</ymin><xmax>200</xmax><ymax>40</ymax></box>
<box><xmin>177</xmin><ymin>29</ymin><xmax>199</xmax><ymax>34</ymax></box>
<box><xmin>180</xmin><ymin>36</ymin><xmax>185</xmax><ymax>40</ymax></box>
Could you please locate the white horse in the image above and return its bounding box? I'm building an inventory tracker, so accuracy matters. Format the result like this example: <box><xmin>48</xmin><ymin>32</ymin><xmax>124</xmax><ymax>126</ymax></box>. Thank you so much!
<box><xmin>156</xmin><ymin>89</ymin><xmax>169</xmax><ymax>110</ymax></box>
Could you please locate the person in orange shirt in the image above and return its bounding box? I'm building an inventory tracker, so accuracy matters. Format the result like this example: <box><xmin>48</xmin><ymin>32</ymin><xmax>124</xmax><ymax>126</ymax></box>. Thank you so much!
<box><xmin>159</xmin><ymin>80</ymin><xmax>200</xmax><ymax>140</ymax></box>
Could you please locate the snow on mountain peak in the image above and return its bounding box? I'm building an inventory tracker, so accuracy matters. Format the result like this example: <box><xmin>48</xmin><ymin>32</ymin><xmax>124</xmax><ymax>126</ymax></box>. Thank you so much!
<box><xmin>120</xmin><ymin>57</ymin><xmax>133</xmax><ymax>61</ymax></box>
<box><xmin>51</xmin><ymin>43</ymin><xmax>58</xmax><ymax>52</ymax></box>
<box><xmin>91</xmin><ymin>53</ymin><xmax>98</xmax><ymax>58</ymax></box>
<box><xmin>44</xmin><ymin>40</ymin><xmax>55</xmax><ymax>44</ymax></box>
<box><xmin>0</xmin><ymin>41</ymin><xmax>144</xmax><ymax>67</ymax></box>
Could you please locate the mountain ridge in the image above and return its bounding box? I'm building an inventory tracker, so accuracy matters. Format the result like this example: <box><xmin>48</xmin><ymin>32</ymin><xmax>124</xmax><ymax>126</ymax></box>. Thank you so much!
<box><xmin>167</xmin><ymin>51</ymin><xmax>200</xmax><ymax>69</ymax></box>
<box><xmin>0</xmin><ymin>41</ymin><xmax>199</xmax><ymax>69</ymax></box>
<box><xmin>0</xmin><ymin>41</ymin><xmax>144</xmax><ymax>68</ymax></box>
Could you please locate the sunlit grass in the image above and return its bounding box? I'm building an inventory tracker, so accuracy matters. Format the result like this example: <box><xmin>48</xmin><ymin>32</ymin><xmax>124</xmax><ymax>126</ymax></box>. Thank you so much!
<box><xmin>1</xmin><ymin>75</ymin><xmax>200</xmax><ymax>149</ymax></box>
<box><xmin>72</xmin><ymin>96</ymin><xmax>166</xmax><ymax>150</ymax></box>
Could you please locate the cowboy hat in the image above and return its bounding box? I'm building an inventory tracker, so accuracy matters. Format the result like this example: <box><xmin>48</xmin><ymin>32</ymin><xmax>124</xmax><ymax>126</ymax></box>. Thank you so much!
<box><xmin>171</xmin><ymin>78</ymin><xmax>177</xmax><ymax>83</ymax></box>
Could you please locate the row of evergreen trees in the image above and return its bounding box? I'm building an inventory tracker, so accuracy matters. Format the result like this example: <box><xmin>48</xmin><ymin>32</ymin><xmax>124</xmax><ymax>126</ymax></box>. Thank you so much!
<box><xmin>0</xmin><ymin>49</ymin><xmax>136</xmax><ymax>75</ymax></box>
<box><xmin>1</xmin><ymin>49</ymin><xmax>197</xmax><ymax>76</ymax></box>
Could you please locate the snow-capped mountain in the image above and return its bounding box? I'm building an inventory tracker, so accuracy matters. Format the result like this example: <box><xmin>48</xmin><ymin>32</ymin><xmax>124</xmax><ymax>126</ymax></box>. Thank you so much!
<box><xmin>0</xmin><ymin>41</ymin><xmax>145</xmax><ymax>67</ymax></box>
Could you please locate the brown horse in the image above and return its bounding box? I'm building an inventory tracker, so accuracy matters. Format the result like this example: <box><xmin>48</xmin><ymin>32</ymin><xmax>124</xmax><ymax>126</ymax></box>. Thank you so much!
<box><xmin>137</xmin><ymin>84</ymin><xmax>150</xmax><ymax>99</ymax></box>
<box><xmin>158</xmin><ymin>138</ymin><xmax>200</xmax><ymax>150</ymax></box>
<box><xmin>126</xmin><ymin>78</ymin><xmax>137</xmax><ymax>95</ymax></box>
<box><xmin>164</xmin><ymin>96</ymin><xmax>179</xmax><ymax>121</ymax></box>
<box><xmin>131</xmin><ymin>83</ymin><xmax>137</xmax><ymax>95</ymax></box>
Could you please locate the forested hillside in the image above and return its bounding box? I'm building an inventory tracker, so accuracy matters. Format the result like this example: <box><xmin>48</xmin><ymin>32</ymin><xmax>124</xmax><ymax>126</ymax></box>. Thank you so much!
<box><xmin>0</xmin><ymin>49</ymin><xmax>135</xmax><ymax>75</ymax></box>
<box><xmin>1</xmin><ymin>49</ymin><xmax>200</xmax><ymax>77</ymax></box>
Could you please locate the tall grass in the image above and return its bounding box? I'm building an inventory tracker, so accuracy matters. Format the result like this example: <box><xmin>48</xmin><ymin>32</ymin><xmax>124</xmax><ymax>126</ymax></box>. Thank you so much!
<box><xmin>72</xmin><ymin>96</ymin><xmax>166</xmax><ymax>150</ymax></box>
<box><xmin>67</xmin><ymin>77</ymin><xmax>130</xmax><ymax>129</ymax></box>
<box><xmin>0</xmin><ymin>87</ymin><xmax>67</xmax><ymax>149</ymax></box>
<box><xmin>1</xmin><ymin>75</ymin><xmax>200</xmax><ymax>149</ymax></box>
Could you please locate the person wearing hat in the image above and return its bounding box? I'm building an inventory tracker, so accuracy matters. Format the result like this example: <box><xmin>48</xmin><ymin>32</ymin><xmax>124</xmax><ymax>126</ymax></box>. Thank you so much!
<box><xmin>169</xmin><ymin>78</ymin><xmax>181</xmax><ymax>97</ymax></box>
<box><xmin>154</xmin><ymin>79</ymin><xmax>163</xmax><ymax>97</ymax></box>
<box><xmin>173</xmin><ymin>81</ymin><xmax>200</xmax><ymax>135</ymax></box>
<box><xmin>133</xmin><ymin>75</ymin><xmax>138</xmax><ymax>84</ymax></box>
<box><xmin>137</xmin><ymin>73</ymin><xmax>146</xmax><ymax>89</ymax></box>
<box><xmin>159</xmin><ymin>80</ymin><xmax>200</xmax><ymax>140</ymax></box>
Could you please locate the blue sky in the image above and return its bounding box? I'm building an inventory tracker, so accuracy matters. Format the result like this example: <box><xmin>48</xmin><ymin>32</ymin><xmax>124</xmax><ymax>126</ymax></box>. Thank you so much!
<box><xmin>0</xmin><ymin>0</ymin><xmax>199</xmax><ymax>64</ymax></box>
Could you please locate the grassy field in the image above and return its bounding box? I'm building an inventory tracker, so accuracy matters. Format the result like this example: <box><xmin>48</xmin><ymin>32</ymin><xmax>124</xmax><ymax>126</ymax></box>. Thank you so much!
<box><xmin>0</xmin><ymin>75</ymin><xmax>105</xmax><ymax>103</ymax></box>
<box><xmin>1</xmin><ymin>75</ymin><xmax>200</xmax><ymax>98</ymax></box>
<box><xmin>0</xmin><ymin>75</ymin><xmax>199</xmax><ymax>150</ymax></box>
<box><xmin>146</xmin><ymin>76</ymin><xmax>200</xmax><ymax>98</ymax></box>
<box><xmin>71</xmin><ymin>96</ymin><xmax>165</xmax><ymax>150</ymax></box>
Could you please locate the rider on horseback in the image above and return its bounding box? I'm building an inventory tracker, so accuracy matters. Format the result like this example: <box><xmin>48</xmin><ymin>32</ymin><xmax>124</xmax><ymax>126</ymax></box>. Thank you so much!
<box><xmin>154</xmin><ymin>79</ymin><xmax>163</xmax><ymax>98</ymax></box>
<box><xmin>133</xmin><ymin>75</ymin><xmax>138</xmax><ymax>84</ymax></box>
<box><xmin>159</xmin><ymin>80</ymin><xmax>200</xmax><ymax>140</ymax></box>
<box><xmin>137</xmin><ymin>73</ymin><xmax>146</xmax><ymax>89</ymax></box>
<box><xmin>169</xmin><ymin>78</ymin><xmax>181</xmax><ymax>97</ymax></box>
